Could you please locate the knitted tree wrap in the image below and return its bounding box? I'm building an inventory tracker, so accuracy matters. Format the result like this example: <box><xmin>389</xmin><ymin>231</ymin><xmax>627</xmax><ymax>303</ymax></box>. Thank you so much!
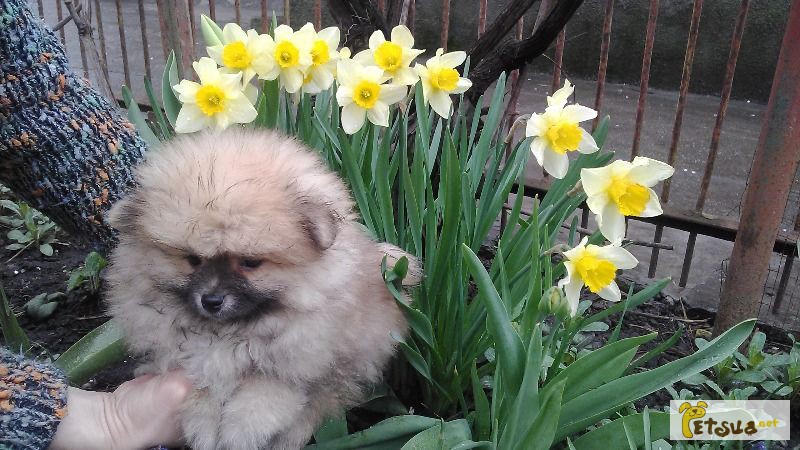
<box><xmin>0</xmin><ymin>349</ymin><xmax>69</xmax><ymax>450</ymax></box>
<box><xmin>0</xmin><ymin>0</ymin><xmax>148</xmax><ymax>248</ymax></box>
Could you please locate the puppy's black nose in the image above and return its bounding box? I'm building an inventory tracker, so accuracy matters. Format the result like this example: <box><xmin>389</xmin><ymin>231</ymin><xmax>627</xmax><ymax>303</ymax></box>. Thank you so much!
<box><xmin>201</xmin><ymin>294</ymin><xmax>225</xmax><ymax>313</ymax></box>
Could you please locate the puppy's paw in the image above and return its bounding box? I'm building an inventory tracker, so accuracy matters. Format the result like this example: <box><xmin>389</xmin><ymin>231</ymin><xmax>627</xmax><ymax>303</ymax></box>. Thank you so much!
<box><xmin>181</xmin><ymin>389</ymin><xmax>221</xmax><ymax>450</ymax></box>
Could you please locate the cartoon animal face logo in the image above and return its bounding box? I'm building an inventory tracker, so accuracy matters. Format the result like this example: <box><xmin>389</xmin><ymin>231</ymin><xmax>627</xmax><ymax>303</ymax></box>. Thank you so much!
<box><xmin>679</xmin><ymin>401</ymin><xmax>708</xmax><ymax>438</ymax></box>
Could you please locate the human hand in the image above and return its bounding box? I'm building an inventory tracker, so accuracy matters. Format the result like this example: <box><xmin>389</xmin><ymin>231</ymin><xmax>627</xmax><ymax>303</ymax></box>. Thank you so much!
<box><xmin>50</xmin><ymin>371</ymin><xmax>193</xmax><ymax>450</ymax></box>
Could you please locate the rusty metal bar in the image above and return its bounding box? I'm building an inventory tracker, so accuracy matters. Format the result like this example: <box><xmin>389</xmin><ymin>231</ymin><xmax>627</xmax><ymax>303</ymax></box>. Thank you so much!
<box><xmin>551</xmin><ymin>28</ymin><xmax>565</xmax><ymax>91</ymax></box>
<box><xmin>188</xmin><ymin>0</ymin><xmax>197</xmax><ymax>55</ymax></box>
<box><xmin>714</xmin><ymin>0</ymin><xmax>800</xmax><ymax>335</ymax></box>
<box><xmin>648</xmin><ymin>0</ymin><xmax>703</xmax><ymax>278</ymax></box>
<box><xmin>503</xmin><ymin>18</ymin><xmax>525</xmax><ymax>133</ymax></box>
<box><xmin>441</xmin><ymin>0</ymin><xmax>451</xmax><ymax>51</ymax></box>
<box><xmin>93</xmin><ymin>0</ymin><xmax>109</xmax><ymax>81</ymax></box>
<box><xmin>680</xmin><ymin>0</ymin><xmax>750</xmax><ymax>287</ymax></box>
<box><xmin>114</xmin><ymin>0</ymin><xmax>131</xmax><ymax>87</ymax></box>
<box><xmin>314</xmin><ymin>0</ymin><xmax>322</xmax><ymax>29</ymax></box>
<box><xmin>56</xmin><ymin>0</ymin><xmax>66</xmax><ymax>43</ymax></box>
<box><xmin>36</xmin><ymin>0</ymin><xmax>44</xmax><ymax>18</ymax></box>
<box><xmin>235</xmin><ymin>0</ymin><xmax>241</xmax><ymax>24</ymax></box>
<box><xmin>284</xmin><ymin>0</ymin><xmax>290</xmax><ymax>25</ymax></box>
<box><xmin>631</xmin><ymin>0</ymin><xmax>660</xmax><ymax>158</ymax></box>
<box><xmin>478</xmin><ymin>0</ymin><xmax>488</xmax><ymax>36</ymax></box>
<box><xmin>208</xmin><ymin>0</ymin><xmax>216</xmax><ymax>21</ymax></box>
<box><xmin>77</xmin><ymin>26</ymin><xmax>89</xmax><ymax>78</ymax></box>
<box><xmin>410</xmin><ymin>0</ymin><xmax>416</xmax><ymax>33</ymax></box>
<box><xmin>377</xmin><ymin>0</ymin><xmax>386</xmax><ymax>14</ymax></box>
<box><xmin>591</xmin><ymin>0</ymin><xmax>615</xmax><ymax>131</ymax></box>
<box><xmin>156</xmin><ymin>0</ymin><xmax>170</xmax><ymax>59</ymax></box>
<box><xmin>137</xmin><ymin>0</ymin><xmax>152</xmax><ymax>80</ymax></box>
<box><xmin>261</xmin><ymin>0</ymin><xmax>269</xmax><ymax>33</ymax></box>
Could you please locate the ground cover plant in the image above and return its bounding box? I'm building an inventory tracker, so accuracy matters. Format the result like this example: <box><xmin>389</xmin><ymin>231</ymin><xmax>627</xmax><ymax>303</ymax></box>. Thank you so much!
<box><xmin>0</xmin><ymin>15</ymin><xmax>765</xmax><ymax>450</ymax></box>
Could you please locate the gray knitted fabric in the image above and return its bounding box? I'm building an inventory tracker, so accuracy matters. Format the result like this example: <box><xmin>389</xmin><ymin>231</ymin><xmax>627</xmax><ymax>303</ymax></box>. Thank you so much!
<box><xmin>0</xmin><ymin>0</ymin><xmax>148</xmax><ymax>248</ymax></box>
<box><xmin>0</xmin><ymin>348</ymin><xmax>68</xmax><ymax>450</ymax></box>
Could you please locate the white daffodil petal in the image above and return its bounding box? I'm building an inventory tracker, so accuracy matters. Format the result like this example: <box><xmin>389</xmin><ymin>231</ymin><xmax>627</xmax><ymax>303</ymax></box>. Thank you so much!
<box><xmin>391</xmin><ymin>25</ymin><xmax>415</xmax><ymax>48</ymax></box>
<box><xmin>562</xmin><ymin>104</ymin><xmax>598</xmax><ymax>123</ymax></box>
<box><xmin>174</xmin><ymin>104</ymin><xmax>209</xmax><ymax>134</ymax></box>
<box><xmin>318</xmin><ymin>27</ymin><xmax>340</xmax><ymax>47</ymax></box>
<box><xmin>547</xmin><ymin>79</ymin><xmax>573</xmax><ymax>108</ymax></box>
<box><xmin>451</xmin><ymin>78</ymin><xmax>472</xmax><ymax>94</ymax></box>
<box><xmin>438</xmin><ymin>50</ymin><xmax>466</xmax><ymax>68</ymax></box>
<box><xmin>639</xmin><ymin>187</ymin><xmax>664</xmax><ymax>217</ymax></box>
<box><xmin>368</xmin><ymin>30</ymin><xmax>386</xmax><ymax>49</ymax></box>
<box><xmin>428</xmin><ymin>90</ymin><xmax>453</xmax><ymax>118</ymax></box>
<box><xmin>367</xmin><ymin>104</ymin><xmax>390</xmax><ymax>127</ymax></box>
<box><xmin>530</xmin><ymin>137</ymin><xmax>546</xmax><ymax>164</ymax></box>
<box><xmin>281</xmin><ymin>69</ymin><xmax>304</xmax><ymax>93</ymax></box>
<box><xmin>577</xmin><ymin>128</ymin><xmax>599</xmax><ymax>154</ymax></box>
<box><xmin>599</xmin><ymin>202</ymin><xmax>626</xmax><ymax>242</ymax></box>
<box><xmin>563</xmin><ymin>237</ymin><xmax>589</xmax><ymax>261</ymax></box>
<box><xmin>541</xmin><ymin>149</ymin><xmax>569</xmax><ymax>179</ymax></box>
<box><xmin>173</xmin><ymin>80</ymin><xmax>200</xmax><ymax>103</ymax></box>
<box><xmin>341</xmin><ymin>103</ymin><xmax>367</xmax><ymax>134</ymax></box>
<box><xmin>194</xmin><ymin>57</ymin><xmax>221</xmax><ymax>84</ymax></box>
<box><xmin>526</xmin><ymin>113</ymin><xmax>547</xmax><ymax>137</ymax></box>
<box><xmin>391</xmin><ymin>68</ymin><xmax>420</xmax><ymax>86</ymax></box>
<box><xmin>586</xmin><ymin>191</ymin><xmax>609</xmax><ymax>215</ymax></box>
<box><xmin>225</xmin><ymin>95</ymin><xmax>258</xmax><ymax>124</ymax></box>
<box><xmin>273</xmin><ymin>24</ymin><xmax>293</xmax><ymax>42</ymax></box>
<box><xmin>597</xmin><ymin>281</ymin><xmax>622</xmax><ymax>302</ymax></box>
<box><xmin>222</xmin><ymin>23</ymin><xmax>247</xmax><ymax>42</ymax></box>
<box><xmin>599</xmin><ymin>245</ymin><xmax>638</xmax><ymax>270</ymax></box>
<box><xmin>628</xmin><ymin>157</ymin><xmax>676</xmax><ymax>186</ymax></box>
<box><xmin>580</xmin><ymin>166</ymin><xmax>612</xmax><ymax>196</ymax></box>
<box><xmin>381</xmin><ymin>84</ymin><xmax>407</xmax><ymax>105</ymax></box>
<box><xmin>207</xmin><ymin>45</ymin><xmax>224</xmax><ymax>64</ymax></box>
<box><xmin>559</xmin><ymin>268</ymin><xmax>583</xmax><ymax>315</ymax></box>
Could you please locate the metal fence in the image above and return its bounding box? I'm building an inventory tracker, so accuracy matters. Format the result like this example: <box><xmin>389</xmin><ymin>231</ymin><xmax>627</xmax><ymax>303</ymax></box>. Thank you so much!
<box><xmin>33</xmin><ymin>0</ymin><xmax>800</xmax><ymax>329</ymax></box>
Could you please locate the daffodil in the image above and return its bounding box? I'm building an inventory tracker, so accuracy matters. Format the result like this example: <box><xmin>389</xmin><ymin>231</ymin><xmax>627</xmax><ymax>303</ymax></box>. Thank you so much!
<box><xmin>335</xmin><ymin>59</ymin><xmax>407</xmax><ymax>134</ymax></box>
<box><xmin>206</xmin><ymin>23</ymin><xmax>274</xmax><ymax>84</ymax></box>
<box><xmin>172</xmin><ymin>57</ymin><xmax>257</xmax><ymax>133</ymax></box>
<box><xmin>301</xmin><ymin>26</ymin><xmax>342</xmax><ymax>95</ymax></box>
<box><xmin>526</xmin><ymin>80</ymin><xmax>599</xmax><ymax>179</ymax></box>
<box><xmin>355</xmin><ymin>25</ymin><xmax>423</xmax><ymax>85</ymax></box>
<box><xmin>259</xmin><ymin>23</ymin><xmax>314</xmax><ymax>93</ymax></box>
<box><xmin>414</xmin><ymin>49</ymin><xmax>472</xmax><ymax>118</ymax></box>
<box><xmin>581</xmin><ymin>157</ymin><xmax>675</xmax><ymax>242</ymax></box>
<box><xmin>558</xmin><ymin>237</ymin><xmax>638</xmax><ymax>314</ymax></box>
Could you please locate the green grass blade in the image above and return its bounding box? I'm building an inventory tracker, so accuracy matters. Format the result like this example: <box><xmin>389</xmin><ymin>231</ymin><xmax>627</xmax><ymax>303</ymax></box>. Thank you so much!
<box><xmin>570</xmin><ymin>411</ymin><xmax>670</xmax><ymax>450</ymax></box>
<box><xmin>54</xmin><ymin>320</ymin><xmax>126</xmax><ymax>385</ymax></box>
<box><xmin>161</xmin><ymin>51</ymin><xmax>181</xmax><ymax>126</ymax></box>
<box><xmin>121</xmin><ymin>85</ymin><xmax>159</xmax><ymax>146</ymax></box>
<box><xmin>0</xmin><ymin>283</ymin><xmax>30</xmax><ymax>354</ymax></box>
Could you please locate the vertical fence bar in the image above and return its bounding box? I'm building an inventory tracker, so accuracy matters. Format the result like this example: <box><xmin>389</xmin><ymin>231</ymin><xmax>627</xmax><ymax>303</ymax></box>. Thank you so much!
<box><xmin>56</xmin><ymin>0</ymin><xmax>66</xmax><ymax>43</ymax></box>
<box><xmin>478</xmin><ymin>0</ymin><xmax>488</xmax><ymax>36</ymax></box>
<box><xmin>77</xmin><ymin>26</ymin><xmax>89</xmax><ymax>78</ymax></box>
<box><xmin>156</xmin><ymin>0</ymin><xmax>170</xmax><ymax>59</ymax></box>
<box><xmin>378</xmin><ymin>0</ymin><xmax>386</xmax><ymax>14</ymax></box>
<box><xmin>284</xmin><ymin>0</ymin><xmax>290</xmax><ymax>25</ymax></box>
<box><xmin>115</xmin><ymin>0</ymin><xmax>132</xmax><ymax>88</ymax></box>
<box><xmin>630</xmin><ymin>0</ymin><xmax>660</xmax><ymax>158</ymax></box>
<box><xmin>410</xmin><ymin>0</ymin><xmax>416</xmax><ymax>34</ymax></box>
<box><xmin>137</xmin><ymin>0</ymin><xmax>152</xmax><ymax>80</ymax></box>
<box><xmin>93</xmin><ymin>0</ymin><xmax>109</xmax><ymax>80</ymax></box>
<box><xmin>680</xmin><ymin>0</ymin><xmax>750</xmax><ymax>287</ymax></box>
<box><xmin>36</xmin><ymin>0</ymin><xmax>44</xmax><ymax>17</ymax></box>
<box><xmin>714</xmin><ymin>0</ymin><xmax>800</xmax><ymax>334</ymax></box>
<box><xmin>551</xmin><ymin>29</ymin><xmax>565</xmax><ymax>91</ymax></box>
<box><xmin>648</xmin><ymin>0</ymin><xmax>703</xmax><ymax>278</ymax></box>
<box><xmin>235</xmin><ymin>0</ymin><xmax>241</xmax><ymax>24</ymax></box>
<box><xmin>261</xmin><ymin>0</ymin><xmax>269</xmax><ymax>32</ymax></box>
<box><xmin>773</xmin><ymin>205</ymin><xmax>800</xmax><ymax>312</ymax></box>
<box><xmin>314</xmin><ymin>0</ymin><xmax>322</xmax><ymax>29</ymax></box>
<box><xmin>504</xmin><ymin>18</ymin><xmax>525</xmax><ymax>133</ymax></box>
<box><xmin>208</xmin><ymin>0</ymin><xmax>216</xmax><ymax>21</ymax></box>
<box><xmin>174</xmin><ymin>0</ymin><xmax>195</xmax><ymax>76</ymax></box>
<box><xmin>188</xmin><ymin>0</ymin><xmax>197</xmax><ymax>55</ymax></box>
<box><xmin>591</xmin><ymin>0</ymin><xmax>615</xmax><ymax>131</ymax></box>
<box><xmin>441</xmin><ymin>0</ymin><xmax>451</xmax><ymax>51</ymax></box>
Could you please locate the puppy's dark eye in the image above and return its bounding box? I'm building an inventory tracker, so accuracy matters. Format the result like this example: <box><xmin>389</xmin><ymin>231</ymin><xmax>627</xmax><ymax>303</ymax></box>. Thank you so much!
<box><xmin>240</xmin><ymin>258</ymin><xmax>263</xmax><ymax>269</ymax></box>
<box><xmin>186</xmin><ymin>254</ymin><xmax>202</xmax><ymax>267</ymax></box>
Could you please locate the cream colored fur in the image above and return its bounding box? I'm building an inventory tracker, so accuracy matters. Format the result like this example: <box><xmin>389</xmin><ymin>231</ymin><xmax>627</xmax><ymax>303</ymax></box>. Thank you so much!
<box><xmin>104</xmin><ymin>129</ymin><xmax>417</xmax><ymax>450</ymax></box>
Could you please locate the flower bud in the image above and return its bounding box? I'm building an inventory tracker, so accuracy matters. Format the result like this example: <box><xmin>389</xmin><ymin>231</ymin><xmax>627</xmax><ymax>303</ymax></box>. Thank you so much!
<box><xmin>539</xmin><ymin>286</ymin><xmax>571</xmax><ymax>319</ymax></box>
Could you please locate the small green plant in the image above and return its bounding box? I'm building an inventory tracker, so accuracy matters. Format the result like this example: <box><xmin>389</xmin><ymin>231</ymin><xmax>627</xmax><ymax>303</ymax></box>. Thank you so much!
<box><xmin>67</xmin><ymin>251</ymin><xmax>108</xmax><ymax>294</ymax></box>
<box><xmin>0</xmin><ymin>199</ymin><xmax>61</xmax><ymax>259</ymax></box>
<box><xmin>23</xmin><ymin>292</ymin><xmax>65</xmax><ymax>320</ymax></box>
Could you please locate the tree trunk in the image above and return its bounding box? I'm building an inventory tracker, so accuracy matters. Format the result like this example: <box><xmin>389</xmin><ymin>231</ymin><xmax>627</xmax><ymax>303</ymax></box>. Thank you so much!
<box><xmin>0</xmin><ymin>0</ymin><xmax>148</xmax><ymax>249</ymax></box>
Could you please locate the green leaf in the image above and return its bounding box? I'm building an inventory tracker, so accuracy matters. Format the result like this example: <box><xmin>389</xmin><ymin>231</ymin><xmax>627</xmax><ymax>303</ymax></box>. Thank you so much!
<box><xmin>55</xmin><ymin>320</ymin><xmax>127</xmax><ymax>385</ymax></box>
<box><xmin>462</xmin><ymin>244</ymin><xmax>525</xmax><ymax>397</ymax></box>
<box><xmin>162</xmin><ymin>51</ymin><xmax>182</xmax><ymax>126</ymax></box>
<box><xmin>315</xmin><ymin>416</ymin><xmax>349</xmax><ymax>443</ymax></box>
<box><xmin>520</xmin><ymin>379</ymin><xmax>567</xmax><ymax>450</ymax></box>
<box><xmin>39</xmin><ymin>243</ymin><xmax>54</xmax><ymax>256</ymax></box>
<box><xmin>7</xmin><ymin>229</ymin><xmax>26</xmax><ymax>241</ymax></box>
<box><xmin>571</xmin><ymin>411</ymin><xmax>671</xmax><ymax>450</ymax></box>
<box><xmin>555</xmin><ymin>319</ymin><xmax>756</xmax><ymax>440</ymax></box>
<box><xmin>200</xmin><ymin>14</ymin><xmax>224</xmax><ymax>46</ymax></box>
<box><xmin>581</xmin><ymin>278</ymin><xmax>670</xmax><ymax>327</ymax></box>
<box><xmin>121</xmin><ymin>85</ymin><xmax>159</xmax><ymax>146</ymax></box>
<box><xmin>143</xmin><ymin>76</ymin><xmax>173</xmax><ymax>139</ymax></box>
<box><xmin>401</xmin><ymin>419</ymin><xmax>472</xmax><ymax>450</ymax></box>
<box><xmin>0</xmin><ymin>284</ymin><xmax>30</xmax><ymax>353</ymax></box>
<box><xmin>470</xmin><ymin>364</ymin><xmax>491</xmax><ymax>441</ymax></box>
<box><xmin>305</xmin><ymin>416</ymin><xmax>440</xmax><ymax>450</ymax></box>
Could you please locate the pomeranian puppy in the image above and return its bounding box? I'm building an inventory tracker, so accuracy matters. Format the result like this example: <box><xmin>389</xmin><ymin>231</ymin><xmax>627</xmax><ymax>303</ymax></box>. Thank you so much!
<box><xmin>105</xmin><ymin>128</ymin><xmax>418</xmax><ymax>449</ymax></box>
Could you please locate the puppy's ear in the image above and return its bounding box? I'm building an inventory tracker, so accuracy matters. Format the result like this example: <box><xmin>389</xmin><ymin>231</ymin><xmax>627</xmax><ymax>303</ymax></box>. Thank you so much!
<box><xmin>106</xmin><ymin>195</ymin><xmax>141</xmax><ymax>232</ymax></box>
<box><xmin>300</xmin><ymin>203</ymin><xmax>341</xmax><ymax>251</ymax></box>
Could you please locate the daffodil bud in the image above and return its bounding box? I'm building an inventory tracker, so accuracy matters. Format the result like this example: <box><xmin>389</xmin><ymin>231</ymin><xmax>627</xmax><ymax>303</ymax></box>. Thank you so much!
<box><xmin>539</xmin><ymin>286</ymin><xmax>571</xmax><ymax>319</ymax></box>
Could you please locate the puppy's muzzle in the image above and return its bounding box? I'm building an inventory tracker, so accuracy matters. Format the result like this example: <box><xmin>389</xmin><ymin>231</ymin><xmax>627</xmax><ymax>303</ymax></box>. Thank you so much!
<box><xmin>201</xmin><ymin>293</ymin><xmax>227</xmax><ymax>313</ymax></box>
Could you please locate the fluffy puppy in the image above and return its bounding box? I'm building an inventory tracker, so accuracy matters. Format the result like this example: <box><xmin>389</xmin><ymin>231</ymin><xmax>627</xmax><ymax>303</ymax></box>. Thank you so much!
<box><xmin>105</xmin><ymin>128</ymin><xmax>417</xmax><ymax>450</ymax></box>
